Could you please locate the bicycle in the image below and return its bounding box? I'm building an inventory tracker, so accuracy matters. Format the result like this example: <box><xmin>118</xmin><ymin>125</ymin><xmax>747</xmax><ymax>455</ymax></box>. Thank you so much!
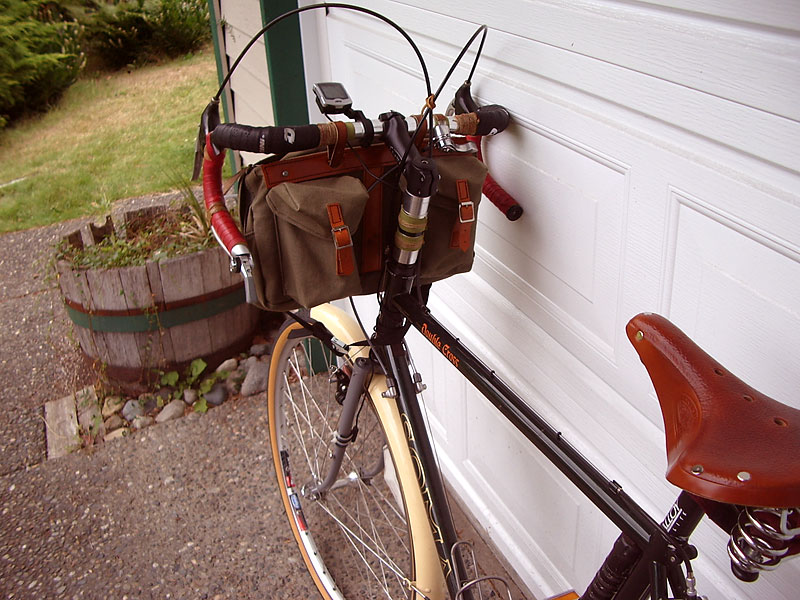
<box><xmin>195</xmin><ymin>4</ymin><xmax>800</xmax><ymax>599</ymax></box>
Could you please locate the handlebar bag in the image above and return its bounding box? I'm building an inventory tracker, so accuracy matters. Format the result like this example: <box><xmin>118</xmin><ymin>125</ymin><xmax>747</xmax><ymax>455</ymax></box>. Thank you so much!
<box><xmin>239</xmin><ymin>144</ymin><xmax>487</xmax><ymax>311</ymax></box>
<box><xmin>240</xmin><ymin>163</ymin><xmax>297</xmax><ymax>312</ymax></box>
<box><xmin>419</xmin><ymin>154</ymin><xmax>488</xmax><ymax>284</ymax></box>
<box><xmin>267</xmin><ymin>176</ymin><xmax>368</xmax><ymax>308</ymax></box>
<box><xmin>241</xmin><ymin>144</ymin><xmax>399</xmax><ymax>311</ymax></box>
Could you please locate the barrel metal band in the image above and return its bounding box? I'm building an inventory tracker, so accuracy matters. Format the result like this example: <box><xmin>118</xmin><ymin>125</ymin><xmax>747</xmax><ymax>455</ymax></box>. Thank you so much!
<box><xmin>64</xmin><ymin>285</ymin><xmax>246</xmax><ymax>333</ymax></box>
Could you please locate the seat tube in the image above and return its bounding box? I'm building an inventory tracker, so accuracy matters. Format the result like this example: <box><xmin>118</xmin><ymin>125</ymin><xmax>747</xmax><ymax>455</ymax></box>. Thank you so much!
<box><xmin>588</xmin><ymin>492</ymin><xmax>705</xmax><ymax>600</ymax></box>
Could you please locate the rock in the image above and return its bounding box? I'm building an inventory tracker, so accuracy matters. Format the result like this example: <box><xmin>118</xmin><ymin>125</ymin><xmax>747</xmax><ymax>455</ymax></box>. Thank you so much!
<box><xmin>204</xmin><ymin>382</ymin><xmax>227</xmax><ymax>406</ymax></box>
<box><xmin>156</xmin><ymin>399</ymin><xmax>185</xmax><ymax>423</ymax></box>
<box><xmin>216</xmin><ymin>358</ymin><xmax>238</xmax><ymax>374</ymax></box>
<box><xmin>249</xmin><ymin>343</ymin><xmax>269</xmax><ymax>357</ymax></box>
<box><xmin>104</xmin><ymin>414</ymin><xmax>124</xmax><ymax>432</ymax></box>
<box><xmin>138</xmin><ymin>392</ymin><xmax>157</xmax><ymax>413</ymax></box>
<box><xmin>122</xmin><ymin>400</ymin><xmax>143</xmax><ymax>422</ymax></box>
<box><xmin>155</xmin><ymin>387</ymin><xmax>174</xmax><ymax>406</ymax></box>
<box><xmin>132</xmin><ymin>416</ymin><xmax>154</xmax><ymax>430</ymax></box>
<box><xmin>240</xmin><ymin>361</ymin><xmax>268</xmax><ymax>397</ymax></box>
<box><xmin>242</xmin><ymin>356</ymin><xmax>258</xmax><ymax>373</ymax></box>
<box><xmin>104</xmin><ymin>428</ymin><xmax>128</xmax><ymax>441</ymax></box>
<box><xmin>183</xmin><ymin>388</ymin><xmax>198</xmax><ymax>406</ymax></box>
<box><xmin>225</xmin><ymin>372</ymin><xmax>242</xmax><ymax>396</ymax></box>
<box><xmin>101</xmin><ymin>396</ymin><xmax>125</xmax><ymax>418</ymax></box>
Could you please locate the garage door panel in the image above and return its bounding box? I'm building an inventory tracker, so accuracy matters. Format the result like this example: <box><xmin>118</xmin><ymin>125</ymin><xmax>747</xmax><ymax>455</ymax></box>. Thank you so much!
<box><xmin>665</xmin><ymin>190</ymin><xmax>800</xmax><ymax>405</ymax></box>
<box><xmin>304</xmin><ymin>3</ymin><xmax>800</xmax><ymax>597</ymax></box>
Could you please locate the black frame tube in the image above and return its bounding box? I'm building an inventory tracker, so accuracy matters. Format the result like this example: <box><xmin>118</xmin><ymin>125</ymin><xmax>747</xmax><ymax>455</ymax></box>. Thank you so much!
<box><xmin>392</xmin><ymin>292</ymin><xmax>663</xmax><ymax>546</ymax></box>
<box><xmin>387</xmin><ymin>293</ymin><xmax>712</xmax><ymax>599</ymax></box>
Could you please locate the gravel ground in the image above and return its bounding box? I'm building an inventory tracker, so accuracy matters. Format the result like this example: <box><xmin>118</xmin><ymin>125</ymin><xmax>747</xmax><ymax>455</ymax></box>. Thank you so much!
<box><xmin>0</xmin><ymin>217</ymin><xmax>529</xmax><ymax>599</ymax></box>
<box><xmin>0</xmin><ymin>220</ymin><xmax>94</xmax><ymax>476</ymax></box>
<box><xmin>0</xmin><ymin>396</ymin><xmax>319</xmax><ymax>599</ymax></box>
<box><xmin>0</xmin><ymin>218</ymin><xmax>318</xmax><ymax>598</ymax></box>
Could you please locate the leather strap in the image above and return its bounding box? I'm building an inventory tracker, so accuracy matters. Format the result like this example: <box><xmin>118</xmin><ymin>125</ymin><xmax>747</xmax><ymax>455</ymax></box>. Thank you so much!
<box><xmin>450</xmin><ymin>179</ymin><xmax>475</xmax><ymax>252</ymax></box>
<box><xmin>327</xmin><ymin>203</ymin><xmax>354</xmax><ymax>276</ymax></box>
<box><xmin>327</xmin><ymin>121</ymin><xmax>348</xmax><ymax>168</ymax></box>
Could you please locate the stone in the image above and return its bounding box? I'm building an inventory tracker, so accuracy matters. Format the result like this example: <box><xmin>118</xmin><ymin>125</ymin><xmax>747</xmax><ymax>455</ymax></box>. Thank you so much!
<box><xmin>204</xmin><ymin>382</ymin><xmax>227</xmax><ymax>406</ymax></box>
<box><xmin>155</xmin><ymin>387</ymin><xmax>174</xmax><ymax>405</ymax></box>
<box><xmin>249</xmin><ymin>343</ymin><xmax>269</xmax><ymax>357</ymax></box>
<box><xmin>122</xmin><ymin>400</ymin><xmax>143</xmax><ymax>422</ymax></box>
<box><xmin>240</xmin><ymin>361</ymin><xmax>268</xmax><ymax>397</ymax></box>
<box><xmin>183</xmin><ymin>388</ymin><xmax>198</xmax><ymax>406</ymax></box>
<box><xmin>225</xmin><ymin>372</ymin><xmax>241</xmax><ymax>396</ymax></box>
<box><xmin>104</xmin><ymin>414</ymin><xmax>124</xmax><ymax>432</ymax></box>
<box><xmin>104</xmin><ymin>428</ymin><xmax>128</xmax><ymax>441</ymax></box>
<box><xmin>155</xmin><ymin>399</ymin><xmax>185</xmax><ymax>423</ymax></box>
<box><xmin>102</xmin><ymin>396</ymin><xmax>125</xmax><ymax>418</ymax></box>
<box><xmin>138</xmin><ymin>392</ymin><xmax>157</xmax><ymax>413</ymax></box>
<box><xmin>216</xmin><ymin>358</ymin><xmax>238</xmax><ymax>374</ymax></box>
<box><xmin>242</xmin><ymin>356</ymin><xmax>258</xmax><ymax>373</ymax></box>
<box><xmin>132</xmin><ymin>416</ymin><xmax>154</xmax><ymax>430</ymax></box>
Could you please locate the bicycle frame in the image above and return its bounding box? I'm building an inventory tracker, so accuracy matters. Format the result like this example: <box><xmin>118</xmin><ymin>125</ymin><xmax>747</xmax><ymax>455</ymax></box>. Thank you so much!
<box><xmin>372</xmin><ymin>291</ymin><xmax>708</xmax><ymax>600</ymax></box>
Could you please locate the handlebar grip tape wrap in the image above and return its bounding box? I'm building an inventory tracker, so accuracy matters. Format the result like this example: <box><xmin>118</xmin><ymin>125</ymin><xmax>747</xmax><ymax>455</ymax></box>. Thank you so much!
<box><xmin>467</xmin><ymin>135</ymin><xmax>523</xmax><ymax>221</ymax></box>
<box><xmin>203</xmin><ymin>134</ymin><xmax>247</xmax><ymax>253</ymax></box>
<box><xmin>474</xmin><ymin>105</ymin><xmax>511</xmax><ymax>136</ymax></box>
<box><xmin>483</xmin><ymin>173</ymin><xmax>522</xmax><ymax>220</ymax></box>
<box><xmin>210</xmin><ymin>123</ymin><xmax>321</xmax><ymax>155</ymax></box>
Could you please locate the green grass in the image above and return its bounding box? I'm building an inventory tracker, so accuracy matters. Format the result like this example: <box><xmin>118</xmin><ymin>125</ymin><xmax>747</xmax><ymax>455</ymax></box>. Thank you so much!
<box><xmin>0</xmin><ymin>48</ymin><xmax>219</xmax><ymax>233</ymax></box>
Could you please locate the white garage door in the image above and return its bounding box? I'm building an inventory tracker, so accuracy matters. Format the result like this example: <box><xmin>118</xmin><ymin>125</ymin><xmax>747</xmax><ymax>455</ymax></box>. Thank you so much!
<box><xmin>297</xmin><ymin>1</ymin><xmax>800</xmax><ymax>598</ymax></box>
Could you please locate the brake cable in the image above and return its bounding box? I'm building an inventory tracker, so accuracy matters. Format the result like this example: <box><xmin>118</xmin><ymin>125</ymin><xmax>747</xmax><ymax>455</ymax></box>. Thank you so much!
<box><xmin>214</xmin><ymin>3</ymin><xmax>432</xmax><ymax>104</ymax></box>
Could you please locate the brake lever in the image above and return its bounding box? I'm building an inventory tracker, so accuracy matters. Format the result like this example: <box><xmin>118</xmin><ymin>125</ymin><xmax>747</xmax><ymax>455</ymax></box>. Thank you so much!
<box><xmin>211</xmin><ymin>225</ymin><xmax>258</xmax><ymax>304</ymax></box>
<box><xmin>192</xmin><ymin>99</ymin><xmax>222</xmax><ymax>181</ymax></box>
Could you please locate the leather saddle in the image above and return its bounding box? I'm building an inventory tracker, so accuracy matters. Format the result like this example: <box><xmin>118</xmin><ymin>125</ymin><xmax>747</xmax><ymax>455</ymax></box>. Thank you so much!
<box><xmin>627</xmin><ymin>313</ymin><xmax>800</xmax><ymax>508</ymax></box>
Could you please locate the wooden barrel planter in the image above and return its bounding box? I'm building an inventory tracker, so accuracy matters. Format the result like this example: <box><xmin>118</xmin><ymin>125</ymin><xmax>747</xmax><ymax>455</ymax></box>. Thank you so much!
<box><xmin>56</xmin><ymin>207</ymin><xmax>260</xmax><ymax>395</ymax></box>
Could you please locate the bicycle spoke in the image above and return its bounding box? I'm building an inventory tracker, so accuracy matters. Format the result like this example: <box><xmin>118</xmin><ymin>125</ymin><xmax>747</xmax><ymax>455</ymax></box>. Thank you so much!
<box><xmin>271</xmin><ymin>332</ymin><xmax>415</xmax><ymax>599</ymax></box>
<box><xmin>317</xmin><ymin>498</ymin><xmax>408</xmax><ymax>590</ymax></box>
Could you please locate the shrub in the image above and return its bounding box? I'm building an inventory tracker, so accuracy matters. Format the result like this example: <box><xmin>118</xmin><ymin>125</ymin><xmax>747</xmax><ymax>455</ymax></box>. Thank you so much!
<box><xmin>81</xmin><ymin>1</ymin><xmax>154</xmax><ymax>70</ymax></box>
<box><xmin>150</xmin><ymin>0</ymin><xmax>211</xmax><ymax>57</ymax></box>
<box><xmin>0</xmin><ymin>0</ymin><xmax>85</xmax><ymax>127</ymax></box>
<box><xmin>82</xmin><ymin>0</ymin><xmax>211</xmax><ymax>70</ymax></box>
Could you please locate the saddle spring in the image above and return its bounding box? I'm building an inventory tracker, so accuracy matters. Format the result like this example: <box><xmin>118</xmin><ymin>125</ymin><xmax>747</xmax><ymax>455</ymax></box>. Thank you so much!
<box><xmin>727</xmin><ymin>507</ymin><xmax>800</xmax><ymax>581</ymax></box>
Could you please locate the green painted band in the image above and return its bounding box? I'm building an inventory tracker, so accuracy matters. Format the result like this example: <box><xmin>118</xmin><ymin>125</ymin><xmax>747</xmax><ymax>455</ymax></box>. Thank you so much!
<box><xmin>65</xmin><ymin>287</ymin><xmax>246</xmax><ymax>333</ymax></box>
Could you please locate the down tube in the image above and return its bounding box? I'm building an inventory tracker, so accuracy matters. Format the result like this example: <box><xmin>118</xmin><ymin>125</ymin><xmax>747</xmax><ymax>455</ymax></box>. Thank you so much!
<box><xmin>393</xmin><ymin>293</ymin><xmax>663</xmax><ymax>548</ymax></box>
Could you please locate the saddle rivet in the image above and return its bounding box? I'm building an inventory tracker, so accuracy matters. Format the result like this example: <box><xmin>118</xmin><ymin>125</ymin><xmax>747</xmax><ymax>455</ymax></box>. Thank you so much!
<box><xmin>635</xmin><ymin>330</ymin><xmax>644</xmax><ymax>342</ymax></box>
<box><xmin>737</xmin><ymin>471</ymin><xmax>752</xmax><ymax>482</ymax></box>
<box><xmin>691</xmin><ymin>464</ymin><xmax>704</xmax><ymax>475</ymax></box>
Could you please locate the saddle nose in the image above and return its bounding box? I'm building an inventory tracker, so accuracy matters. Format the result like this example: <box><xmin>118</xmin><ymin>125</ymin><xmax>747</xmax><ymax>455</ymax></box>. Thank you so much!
<box><xmin>627</xmin><ymin>313</ymin><xmax>800</xmax><ymax>508</ymax></box>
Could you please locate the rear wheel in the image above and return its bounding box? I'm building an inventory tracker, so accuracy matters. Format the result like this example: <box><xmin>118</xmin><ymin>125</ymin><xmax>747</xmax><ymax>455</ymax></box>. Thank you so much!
<box><xmin>267</xmin><ymin>315</ymin><xmax>440</xmax><ymax>599</ymax></box>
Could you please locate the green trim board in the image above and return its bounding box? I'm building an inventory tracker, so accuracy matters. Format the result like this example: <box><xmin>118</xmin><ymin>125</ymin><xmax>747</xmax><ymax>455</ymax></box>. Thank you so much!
<box><xmin>259</xmin><ymin>0</ymin><xmax>310</xmax><ymax>126</ymax></box>
<box><xmin>65</xmin><ymin>288</ymin><xmax>247</xmax><ymax>333</ymax></box>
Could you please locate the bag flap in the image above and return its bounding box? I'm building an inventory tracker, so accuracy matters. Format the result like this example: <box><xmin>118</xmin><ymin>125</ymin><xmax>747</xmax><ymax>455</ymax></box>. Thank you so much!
<box><xmin>431</xmin><ymin>155</ymin><xmax>487</xmax><ymax>208</ymax></box>
<box><xmin>267</xmin><ymin>176</ymin><xmax>369</xmax><ymax>239</ymax></box>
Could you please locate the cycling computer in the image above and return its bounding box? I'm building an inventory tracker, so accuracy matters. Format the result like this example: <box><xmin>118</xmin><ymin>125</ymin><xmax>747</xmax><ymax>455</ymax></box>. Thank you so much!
<box><xmin>313</xmin><ymin>82</ymin><xmax>353</xmax><ymax>115</ymax></box>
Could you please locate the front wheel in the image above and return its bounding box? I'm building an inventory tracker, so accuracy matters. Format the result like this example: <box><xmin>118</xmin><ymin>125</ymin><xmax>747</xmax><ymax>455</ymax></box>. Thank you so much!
<box><xmin>267</xmin><ymin>313</ymin><xmax>446</xmax><ymax>599</ymax></box>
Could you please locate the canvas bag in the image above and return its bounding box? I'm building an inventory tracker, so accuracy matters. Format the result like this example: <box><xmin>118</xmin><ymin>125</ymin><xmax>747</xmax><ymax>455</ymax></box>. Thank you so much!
<box><xmin>239</xmin><ymin>144</ymin><xmax>487</xmax><ymax>311</ymax></box>
<box><xmin>419</xmin><ymin>154</ymin><xmax>487</xmax><ymax>283</ymax></box>
<box><xmin>268</xmin><ymin>176</ymin><xmax>368</xmax><ymax>308</ymax></box>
